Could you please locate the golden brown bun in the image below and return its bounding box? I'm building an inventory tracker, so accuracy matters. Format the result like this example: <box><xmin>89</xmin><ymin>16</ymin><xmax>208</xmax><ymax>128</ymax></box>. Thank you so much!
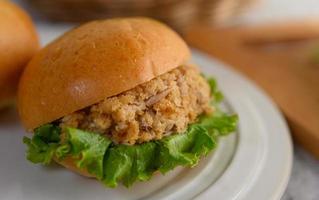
<box><xmin>18</xmin><ymin>17</ymin><xmax>190</xmax><ymax>130</ymax></box>
<box><xmin>0</xmin><ymin>1</ymin><xmax>39</xmax><ymax>106</ymax></box>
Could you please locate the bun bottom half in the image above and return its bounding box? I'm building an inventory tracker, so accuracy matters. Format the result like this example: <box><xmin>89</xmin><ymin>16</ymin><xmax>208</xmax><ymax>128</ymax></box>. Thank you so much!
<box><xmin>54</xmin><ymin>157</ymin><xmax>95</xmax><ymax>178</ymax></box>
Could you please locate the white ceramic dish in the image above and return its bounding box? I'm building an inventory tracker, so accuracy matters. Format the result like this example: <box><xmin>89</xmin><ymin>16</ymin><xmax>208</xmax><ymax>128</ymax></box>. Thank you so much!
<box><xmin>0</xmin><ymin>48</ymin><xmax>292</xmax><ymax>200</ymax></box>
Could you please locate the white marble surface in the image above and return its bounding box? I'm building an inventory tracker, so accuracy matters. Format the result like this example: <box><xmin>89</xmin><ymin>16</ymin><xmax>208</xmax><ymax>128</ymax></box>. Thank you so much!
<box><xmin>282</xmin><ymin>147</ymin><xmax>319</xmax><ymax>200</ymax></box>
<box><xmin>13</xmin><ymin>0</ymin><xmax>319</xmax><ymax>199</ymax></box>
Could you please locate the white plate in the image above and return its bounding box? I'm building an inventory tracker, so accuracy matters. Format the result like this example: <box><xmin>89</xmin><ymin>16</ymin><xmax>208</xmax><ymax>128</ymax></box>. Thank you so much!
<box><xmin>0</xmin><ymin>50</ymin><xmax>292</xmax><ymax>200</ymax></box>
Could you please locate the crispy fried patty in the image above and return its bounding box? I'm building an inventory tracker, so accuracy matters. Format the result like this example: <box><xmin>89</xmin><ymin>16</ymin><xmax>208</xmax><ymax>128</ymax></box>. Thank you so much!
<box><xmin>59</xmin><ymin>65</ymin><xmax>213</xmax><ymax>144</ymax></box>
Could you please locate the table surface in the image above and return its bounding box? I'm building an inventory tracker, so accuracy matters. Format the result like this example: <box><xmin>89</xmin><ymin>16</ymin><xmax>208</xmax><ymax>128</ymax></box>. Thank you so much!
<box><xmin>13</xmin><ymin>0</ymin><xmax>319</xmax><ymax>199</ymax></box>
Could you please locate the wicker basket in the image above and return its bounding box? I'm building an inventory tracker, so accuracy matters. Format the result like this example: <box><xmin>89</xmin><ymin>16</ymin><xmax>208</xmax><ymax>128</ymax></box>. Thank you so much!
<box><xmin>25</xmin><ymin>0</ymin><xmax>257</xmax><ymax>32</ymax></box>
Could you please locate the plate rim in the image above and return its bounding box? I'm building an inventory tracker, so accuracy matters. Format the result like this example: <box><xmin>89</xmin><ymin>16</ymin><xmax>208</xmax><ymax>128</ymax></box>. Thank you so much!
<box><xmin>192</xmin><ymin>50</ymin><xmax>293</xmax><ymax>200</ymax></box>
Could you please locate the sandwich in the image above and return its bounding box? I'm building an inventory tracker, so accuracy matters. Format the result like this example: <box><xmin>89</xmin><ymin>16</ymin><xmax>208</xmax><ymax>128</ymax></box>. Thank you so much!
<box><xmin>0</xmin><ymin>0</ymin><xmax>39</xmax><ymax>108</ymax></box>
<box><xmin>20</xmin><ymin>17</ymin><xmax>238</xmax><ymax>187</ymax></box>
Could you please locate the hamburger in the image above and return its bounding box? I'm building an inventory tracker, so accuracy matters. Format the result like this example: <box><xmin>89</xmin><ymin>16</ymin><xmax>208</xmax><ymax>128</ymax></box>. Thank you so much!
<box><xmin>20</xmin><ymin>18</ymin><xmax>237</xmax><ymax>187</ymax></box>
<box><xmin>0</xmin><ymin>0</ymin><xmax>39</xmax><ymax>108</ymax></box>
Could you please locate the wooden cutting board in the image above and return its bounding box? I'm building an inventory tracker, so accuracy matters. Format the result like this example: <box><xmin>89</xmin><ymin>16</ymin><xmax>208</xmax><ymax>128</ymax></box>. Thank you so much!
<box><xmin>185</xmin><ymin>21</ymin><xmax>319</xmax><ymax>158</ymax></box>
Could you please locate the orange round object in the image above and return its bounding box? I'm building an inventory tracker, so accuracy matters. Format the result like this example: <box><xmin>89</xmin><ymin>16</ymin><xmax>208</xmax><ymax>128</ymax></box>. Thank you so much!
<box><xmin>0</xmin><ymin>0</ymin><xmax>39</xmax><ymax>107</ymax></box>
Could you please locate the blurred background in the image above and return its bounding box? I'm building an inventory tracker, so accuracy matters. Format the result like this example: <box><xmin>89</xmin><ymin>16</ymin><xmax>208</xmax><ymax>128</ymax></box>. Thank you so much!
<box><xmin>17</xmin><ymin>0</ymin><xmax>257</xmax><ymax>32</ymax></box>
<box><xmin>13</xmin><ymin>0</ymin><xmax>319</xmax><ymax>43</ymax></box>
<box><xmin>8</xmin><ymin>0</ymin><xmax>319</xmax><ymax>199</ymax></box>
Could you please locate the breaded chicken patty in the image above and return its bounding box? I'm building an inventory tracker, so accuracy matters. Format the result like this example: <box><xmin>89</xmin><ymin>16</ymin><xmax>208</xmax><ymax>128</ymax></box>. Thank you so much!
<box><xmin>59</xmin><ymin>65</ymin><xmax>212</xmax><ymax>144</ymax></box>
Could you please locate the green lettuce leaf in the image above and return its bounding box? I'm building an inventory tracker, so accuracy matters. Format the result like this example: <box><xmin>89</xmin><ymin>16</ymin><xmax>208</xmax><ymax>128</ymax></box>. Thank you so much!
<box><xmin>157</xmin><ymin>125</ymin><xmax>215</xmax><ymax>173</ymax></box>
<box><xmin>103</xmin><ymin>142</ymin><xmax>157</xmax><ymax>187</ymax></box>
<box><xmin>61</xmin><ymin>128</ymin><xmax>112</xmax><ymax>179</ymax></box>
<box><xmin>23</xmin><ymin>77</ymin><xmax>238</xmax><ymax>187</ymax></box>
<box><xmin>23</xmin><ymin>124</ymin><xmax>61</xmax><ymax>165</ymax></box>
<box><xmin>199</xmin><ymin>114</ymin><xmax>238</xmax><ymax>136</ymax></box>
<box><xmin>207</xmin><ymin>77</ymin><xmax>224</xmax><ymax>103</ymax></box>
